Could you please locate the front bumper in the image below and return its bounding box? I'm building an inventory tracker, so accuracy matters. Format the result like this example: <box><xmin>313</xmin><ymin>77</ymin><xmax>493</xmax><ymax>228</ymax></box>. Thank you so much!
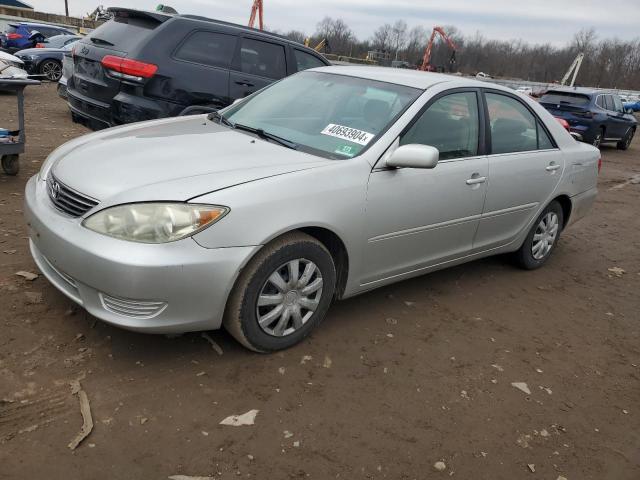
<box><xmin>24</xmin><ymin>176</ymin><xmax>259</xmax><ymax>333</ymax></box>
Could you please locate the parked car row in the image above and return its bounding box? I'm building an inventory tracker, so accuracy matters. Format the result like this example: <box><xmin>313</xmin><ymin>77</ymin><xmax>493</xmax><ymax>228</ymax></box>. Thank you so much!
<box><xmin>0</xmin><ymin>22</ymin><xmax>75</xmax><ymax>53</ymax></box>
<box><xmin>14</xmin><ymin>35</ymin><xmax>79</xmax><ymax>81</ymax></box>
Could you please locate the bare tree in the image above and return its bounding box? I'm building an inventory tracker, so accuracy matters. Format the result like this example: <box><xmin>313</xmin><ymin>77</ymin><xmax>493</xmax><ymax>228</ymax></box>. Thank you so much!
<box><xmin>390</xmin><ymin>20</ymin><xmax>408</xmax><ymax>60</ymax></box>
<box><xmin>371</xmin><ymin>23</ymin><xmax>393</xmax><ymax>52</ymax></box>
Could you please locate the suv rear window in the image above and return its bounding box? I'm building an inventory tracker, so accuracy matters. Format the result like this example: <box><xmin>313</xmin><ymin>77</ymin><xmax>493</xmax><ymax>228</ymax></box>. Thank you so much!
<box><xmin>86</xmin><ymin>16</ymin><xmax>159</xmax><ymax>50</ymax></box>
<box><xmin>540</xmin><ymin>92</ymin><xmax>590</xmax><ymax>107</ymax></box>
<box><xmin>175</xmin><ymin>31</ymin><xmax>236</xmax><ymax>68</ymax></box>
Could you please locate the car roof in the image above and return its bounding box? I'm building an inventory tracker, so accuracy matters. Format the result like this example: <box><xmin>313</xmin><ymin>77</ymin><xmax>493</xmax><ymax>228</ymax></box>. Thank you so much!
<box><xmin>17</xmin><ymin>22</ymin><xmax>70</xmax><ymax>28</ymax></box>
<box><xmin>307</xmin><ymin>65</ymin><xmax>490</xmax><ymax>90</ymax></box>
<box><xmin>545</xmin><ymin>86</ymin><xmax>616</xmax><ymax>96</ymax></box>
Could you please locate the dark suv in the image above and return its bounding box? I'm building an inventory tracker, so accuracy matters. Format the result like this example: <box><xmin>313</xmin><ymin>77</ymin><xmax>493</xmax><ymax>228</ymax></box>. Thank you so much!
<box><xmin>540</xmin><ymin>87</ymin><xmax>636</xmax><ymax>149</ymax></box>
<box><xmin>66</xmin><ymin>8</ymin><xmax>330</xmax><ymax>130</ymax></box>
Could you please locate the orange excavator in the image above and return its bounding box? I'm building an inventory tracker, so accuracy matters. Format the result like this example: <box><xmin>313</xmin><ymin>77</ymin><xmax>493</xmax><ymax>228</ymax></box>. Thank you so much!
<box><xmin>248</xmin><ymin>0</ymin><xmax>264</xmax><ymax>30</ymax></box>
<box><xmin>419</xmin><ymin>26</ymin><xmax>458</xmax><ymax>72</ymax></box>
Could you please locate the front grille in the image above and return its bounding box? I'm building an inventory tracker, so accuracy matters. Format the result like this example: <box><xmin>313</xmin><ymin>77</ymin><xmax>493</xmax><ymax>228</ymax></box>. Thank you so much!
<box><xmin>99</xmin><ymin>293</ymin><xmax>168</xmax><ymax>319</ymax></box>
<box><xmin>47</xmin><ymin>174</ymin><xmax>98</xmax><ymax>217</ymax></box>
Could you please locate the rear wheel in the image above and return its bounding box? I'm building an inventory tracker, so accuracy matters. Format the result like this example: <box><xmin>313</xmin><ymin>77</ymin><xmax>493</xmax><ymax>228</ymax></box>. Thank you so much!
<box><xmin>515</xmin><ymin>201</ymin><xmax>564</xmax><ymax>270</ymax></box>
<box><xmin>592</xmin><ymin>127</ymin><xmax>604</xmax><ymax>148</ymax></box>
<box><xmin>40</xmin><ymin>60</ymin><xmax>62</xmax><ymax>82</ymax></box>
<box><xmin>223</xmin><ymin>232</ymin><xmax>336</xmax><ymax>352</ymax></box>
<box><xmin>1</xmin><ymin>154</ymin><xmax>19</xmax><ymax>176</ymax></box>
<box><xmin>617</xmin><ymin>127</ymin><xmax>635</xmax><ymax>150</ymax></box>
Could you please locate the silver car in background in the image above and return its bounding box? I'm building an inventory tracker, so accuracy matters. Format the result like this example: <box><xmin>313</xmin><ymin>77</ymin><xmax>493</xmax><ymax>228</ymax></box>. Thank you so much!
<box><xmin>25</xmin><ymin>66</ymin><xmax>599</xmax><ymax>352</ymax></box>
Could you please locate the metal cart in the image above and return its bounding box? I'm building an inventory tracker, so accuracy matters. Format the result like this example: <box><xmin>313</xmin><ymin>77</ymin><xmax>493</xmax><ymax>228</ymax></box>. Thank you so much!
<box><xmin>0</xmin><ymin>78</ymin><xmax>41</xmax><ymax>176</ymax></box>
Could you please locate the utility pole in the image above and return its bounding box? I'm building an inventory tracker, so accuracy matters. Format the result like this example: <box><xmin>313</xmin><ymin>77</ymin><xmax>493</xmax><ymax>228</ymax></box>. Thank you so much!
<box><xmin>64</xmin><ymin>0</ymin><xmax>69</xmax><ymax>17</ymax></box>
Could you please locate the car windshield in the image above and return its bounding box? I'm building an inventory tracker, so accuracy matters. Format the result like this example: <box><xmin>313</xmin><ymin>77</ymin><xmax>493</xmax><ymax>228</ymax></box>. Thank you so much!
<box><xmin>540</xmin><ymin>92</ymin><xmax>590</xmax><ymax>106</ymax></box>
<box><xmin>222</xmin><ymin>71</ymin><xmax>422</xmax><ymax>159</ymax></box>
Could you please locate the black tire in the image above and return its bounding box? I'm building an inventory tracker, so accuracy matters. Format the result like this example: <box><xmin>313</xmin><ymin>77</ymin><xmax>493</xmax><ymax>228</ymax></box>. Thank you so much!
<box><xmin>515</xmin><ymin>201</ymin><xmax>564</xmax><ymax>270</ymax></box>
<box><xmin>1</xmin><ymin>154</ymin><xmax>19</xmax><ymax>176</ymax></box>
<box><xmin>223</xmin><ymin>232</ymin><xmax>336</xmax><ymax>352</ymax></box>
<box><xmin>40</xmin><ymin>60</ymin><xmax>62</xmax><ymax>82</ymax></box>
<box><xmin>592</xmin><ymin>127</ymin><xmax>604</xmax><ymax>148</ymax></box>
<box><xmin>617</xmin><ymin>127</ymin><xmax>635</xmax><ymax>150</ymax></box>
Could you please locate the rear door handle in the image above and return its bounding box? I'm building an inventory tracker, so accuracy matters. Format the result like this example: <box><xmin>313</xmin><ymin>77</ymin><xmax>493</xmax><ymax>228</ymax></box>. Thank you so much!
<box><xmin>546</xmin><ymin>164</ymin><xmax>561</xmax><ymax>172</ymax></box>
<box><xmin>235</xmin><ymin>80</ymin><xmax>254</xmax><ymax>87</ymax></box>
<box><xmin>466</xmin><ymin>175</ymin><xmax>486</xmax><ymax>185</ymax></box>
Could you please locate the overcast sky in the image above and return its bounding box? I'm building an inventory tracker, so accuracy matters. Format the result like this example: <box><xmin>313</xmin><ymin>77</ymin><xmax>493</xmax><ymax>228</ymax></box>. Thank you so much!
<box><xmin>27</xmin><ymin>0</ymin><xmax>640</xmax><ymax>46</ymax></box>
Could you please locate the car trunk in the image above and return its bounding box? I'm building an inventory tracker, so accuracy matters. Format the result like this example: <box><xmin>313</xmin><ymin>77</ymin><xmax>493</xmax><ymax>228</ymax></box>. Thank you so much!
<box><xmin>69</xmin><ymin>10</ymin><xmax>167</xmax><ymax>118</ymax></box>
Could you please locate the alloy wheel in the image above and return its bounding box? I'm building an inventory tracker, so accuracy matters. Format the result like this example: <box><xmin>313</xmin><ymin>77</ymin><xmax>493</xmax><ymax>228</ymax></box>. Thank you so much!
<box><xmin>256</xmin><ymin>259</ymin><xmax>323</xmax><ymax>337</ymax></box>
<box><xmin>592</xmin><ymin>132</ymin><xmax>602</xmax><ymax>148</ymax></box>
<box><xmin>531</xmin><ymin>212</ymin><xmax>559</xmax><ymax>260</ymax></box>
<box><xmin>42</xmin><ymin>61</ymin><xmax>62</xmax><ymax>81</ymax></box>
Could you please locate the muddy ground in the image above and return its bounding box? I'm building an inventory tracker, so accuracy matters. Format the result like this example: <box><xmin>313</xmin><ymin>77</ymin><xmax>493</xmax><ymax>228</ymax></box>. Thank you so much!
<box><xmin>0</xmin><ymin>83</ymin><xmax>638</xmax><ymax>479</ymax></box>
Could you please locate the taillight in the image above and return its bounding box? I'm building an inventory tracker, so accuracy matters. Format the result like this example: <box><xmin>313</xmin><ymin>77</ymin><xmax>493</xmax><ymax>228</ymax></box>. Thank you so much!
<box><xmin>101</xmin><ymin>55</ymin><xmax>157</xmax><ymax>80</ymax></box>
<box><xmin>598</xmin><ymin>158</ymin><xmax>602</xmax><ymax>173</ymax></box>
<box><xmin>554</xmin><ymin>117</ymin><xmax>570</xmax><ymax>132</ymax></box>
<box><xmin>6</xmin><ymin>33</ymin><xmax>23</xmax><ymax>40</ymax></box>
<box><xmin>35</xmin><ymin>43</ymin><xmax>44</xmax><ymax>48</ymax></box>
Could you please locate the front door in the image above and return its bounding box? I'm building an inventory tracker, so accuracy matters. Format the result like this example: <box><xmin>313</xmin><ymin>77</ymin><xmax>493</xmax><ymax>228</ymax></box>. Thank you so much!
<box><xmin>473</xmin><ymin>91</ymin><xmax>565</xmax><ymax>250</ymax></box>
<box><xmin>362</xmin><ymin>90</ymin><xmax>488</xmax><ymax>285</ymax></box>
<box><xmin>229</xmin><ymin>37</ymin><xmax>287</xmax><ymax>100</ymax></box>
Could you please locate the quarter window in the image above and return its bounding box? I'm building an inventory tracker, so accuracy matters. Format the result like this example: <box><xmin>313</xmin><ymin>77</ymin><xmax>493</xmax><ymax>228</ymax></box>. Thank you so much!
<box><xmin>293</xmin><ymin>49</ymin><xmax>326</xmax><ymax>71</ymax></box>
<box><xmin>612</xmin><ymin>95</ymin><xmax>623</xmax><ymax>112</ymax></box>
<box><xmin>239</xmin><ymin>38</ymin><xmax>286</xmax><ymax>79</ymax></box>
<box><xmin>400</xmin><ymin>92</ymin><xmax>479</xmax><ymax>160</ymax></box>
<box><xmin>175</xmin><ymin>31</ymin><xmax>237</xmax><ymax>69</ymax></box>
<box><xmin>486</xmin><ymin>92</ymin><xmax>541</xmax><ymax>154</ymax></box>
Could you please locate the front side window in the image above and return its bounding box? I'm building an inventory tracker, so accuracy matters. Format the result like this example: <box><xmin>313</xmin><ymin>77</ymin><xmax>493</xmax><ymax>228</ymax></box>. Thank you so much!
<box><xmin>486</xmin><ymin>92</ymin><xmax>539</xmax><ymax>154</ymax></box>
<box><xmin>400</xmin><ymin>92</ymin><xmax>479</xmax><ymax>160</ymax></box>
<box><xmin>239</xmin><ymin>38</ymin><xmax>286</xmax><ymax>79</ymax></box>
<box><xmin>223</xmin><ymin>71</ymin><xmax>421</xmax><ymax>159</ymax></box>
<box><xmin>293</xmin><ymin>49</ymin><xmax>326</xmax><ymax>71</ymax></box>
<box><xmin>175</xmin><ymin>31</ymin><xmax>236</xmax><ymax>69</ymax></box>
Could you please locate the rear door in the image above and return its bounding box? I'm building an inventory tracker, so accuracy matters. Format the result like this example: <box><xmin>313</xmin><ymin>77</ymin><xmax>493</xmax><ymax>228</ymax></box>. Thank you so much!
<box><xmin>229</xmin><ymin>36</ymin><xmax>288</xmax><ymax>100</ymax></box>
<box><xmin>606</xmin><ymin>94</ymin><xmax>631</xmax><ymax>139</ymax></box>
<box><xmin>474</xmin><ymin>90</ymin><xmax>563</xmax><ymax>250</ymax></box>
<box><xmin>69</xmin><ymin>13</ymin><xmax>163</xmax><ymax>107</ymax></box>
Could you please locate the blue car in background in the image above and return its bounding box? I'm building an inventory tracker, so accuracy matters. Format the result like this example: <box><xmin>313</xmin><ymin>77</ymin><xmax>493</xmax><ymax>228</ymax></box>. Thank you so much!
<box><xmin>0</xmin><ymin>22</ymin><xmax>75</xmax><ymax>53</ymax></box>
<box><xmin>539</xmin><ymin>87</ymin><xmax>637</xmax><ymax>149</ymax></box>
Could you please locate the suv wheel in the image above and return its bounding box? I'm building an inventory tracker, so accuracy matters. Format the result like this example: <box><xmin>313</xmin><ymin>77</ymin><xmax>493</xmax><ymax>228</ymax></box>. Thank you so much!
<box><xmin>41</xmin><ymin>60</ymin><xmax>62</xmax><ymax>82</ymax></box>
<box><xmin>592</xmin><ymin>128</ymin><xmax>604</xmax><ymax>148</ymax></box>
<box><xmin>515</xmin><ymin>201</ymin><xmax>564</xmax><ymax>270</ymax></box>
<box><xmin>224</xmin><ymin>232</ymin><xmax>336</xmax><ymax>352</ymax></box>
<box><xmin>617</xmin><ymin>128</ymin><xmax>635</xmax><ymax>150</ymax></box>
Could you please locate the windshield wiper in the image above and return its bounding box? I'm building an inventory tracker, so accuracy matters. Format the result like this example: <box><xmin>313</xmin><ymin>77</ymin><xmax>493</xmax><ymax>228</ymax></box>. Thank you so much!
<box><xmin>233</xmin><ymin>123</ymin><xmax>298</xmax><ymax>150</ymax></box>
<box><xmin>90</xmin><ymin>37</ymin><xmax>115</xmax><ymax>47</ymax></box>
<box><xmin>207</xmin><ymin>110</ymin><xmax>235</xmax><ymax>128</ymax></box>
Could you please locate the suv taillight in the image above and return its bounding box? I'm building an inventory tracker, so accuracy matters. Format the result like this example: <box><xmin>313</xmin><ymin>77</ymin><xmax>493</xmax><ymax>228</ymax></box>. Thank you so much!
<box><xmin>35</xmin><ymin>43</ymin><xmax>45</xmax><ymax>48</ymax></box>
<box><xmin>101</xmin><ymin>55</ymin><xmax>157</xmax><ymax>80</ymax></box>
<box><xmin>6</xmin><ymin>33</ymin><xmax>23</xmax><ymax>39</ymax></box>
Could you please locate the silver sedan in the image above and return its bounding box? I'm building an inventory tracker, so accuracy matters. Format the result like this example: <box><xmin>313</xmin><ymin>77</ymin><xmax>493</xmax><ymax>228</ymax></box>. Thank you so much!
<box><xmin>24</xmin><ymin>66</ymin><xmax>599</xmax><ymax>352</ymax></box>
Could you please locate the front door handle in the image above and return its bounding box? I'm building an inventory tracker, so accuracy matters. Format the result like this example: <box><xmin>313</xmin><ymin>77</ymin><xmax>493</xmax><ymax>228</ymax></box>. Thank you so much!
<box><xmin>235</xmin><ymin>80</ymin><xmax>254</xmax><ymax>87</ymax></box>
<box><xmin>546</xmin><ymin>163</ymin><xmax>561</xmax><ymax>172</ymax></box>
<box><xmin>466</xmin><ymin>175</ymin><xmax>487</xmax><ymax>185</ymax></box>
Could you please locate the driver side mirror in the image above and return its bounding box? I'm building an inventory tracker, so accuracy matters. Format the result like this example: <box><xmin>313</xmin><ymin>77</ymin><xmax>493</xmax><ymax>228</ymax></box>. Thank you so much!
<box><xmin>386</xmin><ymin>144</ymin><xmax>439</xmax><ymax>169</ymax></box>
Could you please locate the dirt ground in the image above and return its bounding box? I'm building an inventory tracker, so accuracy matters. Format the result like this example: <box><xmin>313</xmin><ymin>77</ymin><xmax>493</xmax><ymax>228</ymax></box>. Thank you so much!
<box><xmin>0</xmin><ymin>83</ymin><xmax>638</xmax><ymax>480</ymax></box>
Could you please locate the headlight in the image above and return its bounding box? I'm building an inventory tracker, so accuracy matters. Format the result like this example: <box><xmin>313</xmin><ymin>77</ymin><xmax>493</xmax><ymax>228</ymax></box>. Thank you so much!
<box><xmin>82</xmin><ymin>203</ymin><xmax>228</xmax><ymax>243</ymax></box>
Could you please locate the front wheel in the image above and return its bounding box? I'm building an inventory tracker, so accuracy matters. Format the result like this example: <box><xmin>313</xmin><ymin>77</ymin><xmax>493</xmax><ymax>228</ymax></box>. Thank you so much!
<box><xmin>40</xmin><ymin>60</ymin><xmax>62</xmax><ymax>82</ymax></box>
<box><xmin>515</xmin><ymin>201</ymin><xmax>564</xmax><ymax>270</ymax></box>
<box><xmin>223</xmin><ymin>232</ymin><xmax>336</xmax><ymax>352</ymax></box>
<box><xmin>617</xmin><ymin>128</ymin><xmax>635</xmax><ymax>150</ymax></box>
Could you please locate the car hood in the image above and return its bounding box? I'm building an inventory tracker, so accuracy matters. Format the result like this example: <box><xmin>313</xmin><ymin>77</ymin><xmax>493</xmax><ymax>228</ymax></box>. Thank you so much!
<box><xmin>16</xmin><ymin>48</ymin><xmax>63</xmax><ymax>56</ymax></box>
<box><xmin>51</xmin><ymin>116</ymin><xmax>333</xmax><ymax>203</ymax></box>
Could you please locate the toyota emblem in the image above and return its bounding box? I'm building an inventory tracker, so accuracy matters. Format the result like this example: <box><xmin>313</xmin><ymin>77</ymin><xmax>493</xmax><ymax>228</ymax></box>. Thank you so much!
<box><xmin>49</xmin><ymin>180</ymin><xmax>60</xmax><ymax>199</ymax></box>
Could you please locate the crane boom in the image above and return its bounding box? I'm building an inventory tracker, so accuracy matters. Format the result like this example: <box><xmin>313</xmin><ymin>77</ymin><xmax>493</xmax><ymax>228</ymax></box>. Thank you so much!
<box><xmin>248</xmin><ymin>0</ymin><xmax>263</xmax><ymax>30</ymax></box>
<box><xmin>560</xmin><ymin>53</ymin><xmax>584</xmax><ymax>87</ymax></box>
<box><xmin>419</xmin><ymin>26</ymin><xmax>458</xmax><ymax>72</ymax></box>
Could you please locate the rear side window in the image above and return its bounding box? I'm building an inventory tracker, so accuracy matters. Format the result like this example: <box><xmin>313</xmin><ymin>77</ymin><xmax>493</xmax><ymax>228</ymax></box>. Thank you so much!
<box><xmin>239</xmin><ymin>38</ymin><xmax>286</xmax><ymax>79</ymax></box>
<box><xmin>596</xmin><ymin>96</ymin><xmax>605</xmax><ymax>108</ymax></box>
<box><xmin>175</xmin><ymin>31</ymin><xmax>236</xmax><ymax>68</ymax></box>
<box><xmin>293</xmin><ymin>49</ymin><xmax>326</xmax><ymax>71</ymax></box>
<box><xmin>537</xmin><ymin>122</ymin><xmax>555</xmax><ymax>150</ymax></box>
<box><xmin>540</xmin><ymin>92</ymin><xmax>590</xmax><ymax>107</ymax></box>
<box><xmin>612</xmin><ymin>95</ymin><xmax>623</xmax><ymax>112</ymax></box>
<box><xmin>86</xmin><ymin>17</ymin><xmax>159</xmax><ymax>50</ymax></box>
<box><xmin>486</xmin><ymin>92</ymin><xmax>539</xmax><ymax>154</ymax></box>
<box><xmin>604</xmin><ymin>95</ymin><xmax>614</xmax><ymax>111</ymax></box>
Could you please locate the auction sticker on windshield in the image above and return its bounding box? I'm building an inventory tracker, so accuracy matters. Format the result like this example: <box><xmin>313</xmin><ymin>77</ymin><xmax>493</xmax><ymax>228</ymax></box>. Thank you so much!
<box><xmin>321</xmin><ymin>124</ymin><xmax>375</xmax><ymax>146</ymax></box>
